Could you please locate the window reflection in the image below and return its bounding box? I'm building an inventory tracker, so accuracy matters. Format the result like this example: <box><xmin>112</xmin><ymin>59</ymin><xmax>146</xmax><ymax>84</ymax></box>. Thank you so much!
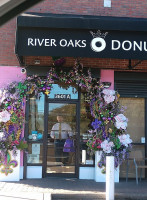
<box><xmin>119</xmin><ymin>98</ymin><xmax>145</xmax><ymax>143</ymax></box>
<box><xmin>80</xmin><ymin>93</ymin><xmax>94</xmax><ymax>165</ymax></box>
<box><xmin>119</xmin><ymin>98</ymin><xmax>145</xmax><ymax>179</ymax></box>
<box><xmin>28</xmin><ymin>93</ymin><xmax>44</xmax><ymax>141</ymax></box>
<box><xmin>47</xmin><ymin>103</ymin><xmax>76</xmax><ymax>174</ymax></box>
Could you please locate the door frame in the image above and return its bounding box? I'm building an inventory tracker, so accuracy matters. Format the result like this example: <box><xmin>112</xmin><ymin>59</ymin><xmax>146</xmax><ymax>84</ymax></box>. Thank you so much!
<box><xmin>42</xmin><ymin>95</ymin><xmax>80</xmax><ymax>178</ymax></box>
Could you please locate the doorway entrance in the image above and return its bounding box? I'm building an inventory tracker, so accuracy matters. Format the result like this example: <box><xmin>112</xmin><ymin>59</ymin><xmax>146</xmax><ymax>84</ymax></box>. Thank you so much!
<box><xmin>43</xmin><ymin>84</ymin><xmax>80</xmax><ymax>178</ymax></box>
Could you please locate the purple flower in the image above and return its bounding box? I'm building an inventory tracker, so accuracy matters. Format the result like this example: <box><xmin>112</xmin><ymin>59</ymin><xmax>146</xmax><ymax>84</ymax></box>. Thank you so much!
<box><xmin>8</xmin><ymin>125</ymin><xmax>15</xmax><ymax>134</ymax></box>
<box><xmin>91</xmin><ymin>119</ymin><xmax>102</xmax><ymax>130</ymax></box>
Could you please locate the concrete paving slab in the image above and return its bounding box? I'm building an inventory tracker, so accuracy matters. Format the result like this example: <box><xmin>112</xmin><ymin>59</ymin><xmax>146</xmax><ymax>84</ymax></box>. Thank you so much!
<box><xmin>0</xmin><ymin>192</ymin><xmax>44</xmax><ymax>200</ymax></box>
<box><xmin>0</xmin><ymin>178</ymin><xmax>147</xmax><ymax>200</ymax></box>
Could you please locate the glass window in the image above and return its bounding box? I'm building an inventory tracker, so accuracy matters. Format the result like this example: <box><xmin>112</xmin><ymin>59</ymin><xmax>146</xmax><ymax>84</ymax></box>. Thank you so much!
<box><xmin>28</xmin><ymin>93</ymin><xmax>44</xmax><ymax>141</ymax></box>
<box><xmin>119</xmin><ymin>98</ymin><xmax>145</xmax><ymax>178</ymax></box>
<box><xmin>79</xmin><ymin>92</ymin><xmax>94</xmax><ymax>165</ymax></box>
<box><xmin>46</xmin><ymin>103</ymin><xmax>76</xmax><ymax>174</ymax></box>
<box><xmin>119</xmin><ymin>98</ymin><xmax>145</xmax><ymax>143</ymax></box>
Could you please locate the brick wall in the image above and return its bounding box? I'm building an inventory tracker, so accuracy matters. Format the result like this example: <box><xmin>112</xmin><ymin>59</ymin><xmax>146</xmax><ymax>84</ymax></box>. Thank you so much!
<box><xmin>29</xmin><ymin>0</ymin><xmax>147</xmax><ymax>18</ymax></box>
<box><xmin>0</xmin><ymin>0</ymin><xmax>147</xmax><ymax>67</ymax></box>
<box><xmin>0</xmin><ymin>19</ymin><xmax>20</xmax><ymax>66</ymax></box>
<box><xmin>24</xmin><ymin>56</ymin><xmax>147</xmax><ymax>72</ymax></box>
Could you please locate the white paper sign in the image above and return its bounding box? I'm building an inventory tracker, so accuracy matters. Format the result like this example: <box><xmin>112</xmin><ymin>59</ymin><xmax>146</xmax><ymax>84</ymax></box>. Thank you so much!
<box><xmin>86</xmin><ymin>160</ymin><xmax>94</xmax><ymax>165</ymax></box>
<box><xmin>141</xmin><ymin>137</ymin><xmax>145</xmax><ymax>143</ymax></box>
<box><xmin>27</xmin><ymin>154</ymin><xmax>39</xmax><ymax>163</ymax></box>
<box><xmin>32</xmin><ymin>143</ymin><xmax>40</xmax><ymax>154</ymax></box>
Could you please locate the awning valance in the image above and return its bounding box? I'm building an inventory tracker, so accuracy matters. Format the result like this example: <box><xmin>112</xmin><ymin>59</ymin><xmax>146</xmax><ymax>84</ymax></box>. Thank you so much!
<box><xmin>15</xmin><ymin>13</ymin><xmax>147</xmax><ymax>65</ymax></box>
<box><xmin>17</xmin><ymin>12</ymin><xmax>147</xmax><ymax>31</ymax></box>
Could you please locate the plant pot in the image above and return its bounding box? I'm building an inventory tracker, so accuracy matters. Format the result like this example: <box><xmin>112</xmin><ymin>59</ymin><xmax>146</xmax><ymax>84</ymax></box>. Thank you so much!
<box><xmin>95</xmin><ymin>151</ymin><xmax>119</xmax><ymax>182</ymax></box>
<box><xmin>0</xmin><ymin>150</ymin><xmax>20</xmax><ymax>181</ymax></box>
<box><xmin>95</xmin><ymin>151</ymin><xmax>106</xmax><ymax>182</ymax></box>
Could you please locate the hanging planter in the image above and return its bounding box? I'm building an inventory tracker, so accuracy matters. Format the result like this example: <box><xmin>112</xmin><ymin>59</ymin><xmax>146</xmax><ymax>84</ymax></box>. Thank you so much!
<box><xmin>52</xmin><ymin>56</ymin><xmax>66</xmax><ymax>66</ymax></box>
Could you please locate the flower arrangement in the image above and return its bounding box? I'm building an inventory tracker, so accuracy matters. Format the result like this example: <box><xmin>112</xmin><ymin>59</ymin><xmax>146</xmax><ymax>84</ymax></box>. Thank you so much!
<box><xmin>0</xmin><ymin>59</ymin><xmax>132</xmax><ymax>174</ymax></box>
<box><xmin>0</xmin><ymin>133</ymin><xmax>27</xmax><ymax>161</ymax></box>
<box><xmin>87</xmin><ymin>87</ymin><xmax>132</xmax><ymax>171</ymax></box>
<box><xmin>0</xmin><ymin>59</ymin><xmax>96</xmax><ymax>162</ymax></box>
<box><xmin>0</xmin><ymin>85</ymin><xmax>28</xmax><ymax>161</ymax></box>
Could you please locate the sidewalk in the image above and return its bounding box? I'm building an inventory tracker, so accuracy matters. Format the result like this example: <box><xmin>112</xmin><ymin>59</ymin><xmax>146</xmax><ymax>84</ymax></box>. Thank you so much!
<box><xmin>0</xmin><ymin>178</ymin><xmax>147</xmax><ymax>200</ymax></box>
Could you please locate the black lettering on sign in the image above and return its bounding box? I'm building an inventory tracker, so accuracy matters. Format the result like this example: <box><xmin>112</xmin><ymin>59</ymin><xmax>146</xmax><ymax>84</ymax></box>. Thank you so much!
<box><xmin>54</xmin><ymin>94</ymin><xmax>71</xmax><ymax>99</ymax></box>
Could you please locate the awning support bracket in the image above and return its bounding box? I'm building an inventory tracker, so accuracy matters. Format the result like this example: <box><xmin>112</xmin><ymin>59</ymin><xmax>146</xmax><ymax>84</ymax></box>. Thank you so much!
<box><xmin>128</xmin><ymin>59</ymin><xmax>143</xmax><ymax>69</ymax></box>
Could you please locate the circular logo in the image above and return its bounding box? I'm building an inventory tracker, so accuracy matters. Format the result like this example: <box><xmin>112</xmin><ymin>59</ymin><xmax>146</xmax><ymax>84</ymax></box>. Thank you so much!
<box><xmin>90</xmin><ymin>37</ymin><xmax>106</xmax><ymax>52</ymax></box>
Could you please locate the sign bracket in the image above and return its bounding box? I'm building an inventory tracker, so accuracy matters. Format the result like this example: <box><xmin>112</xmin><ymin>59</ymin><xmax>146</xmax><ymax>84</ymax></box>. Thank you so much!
<box><xmin>128</xmin><ymin>59</ymin><xmax>143</xmax><ymax>69</ymax></box>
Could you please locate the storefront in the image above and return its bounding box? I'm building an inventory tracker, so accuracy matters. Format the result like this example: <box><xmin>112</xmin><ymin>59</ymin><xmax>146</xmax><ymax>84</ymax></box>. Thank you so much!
<box><xmin>15</xmin><ymin>12</ymin><xmax>147</xmax><ymax>180</ymax></box>
<box><xmin>115</xmin><ymin>72</ymin><xmax>147</xmax><ymax>179</ymax></box>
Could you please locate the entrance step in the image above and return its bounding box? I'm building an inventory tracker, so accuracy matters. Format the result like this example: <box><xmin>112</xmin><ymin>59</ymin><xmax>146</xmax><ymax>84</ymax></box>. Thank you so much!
<box><xmin>52</xmin><ymin>194</ymin><xmax>105</xmax><ymax>200</ymax></box>
<box><xmin>52</xmin><ymin>193</ymin><xmax>147</xmax><ymax>200</ymax></box>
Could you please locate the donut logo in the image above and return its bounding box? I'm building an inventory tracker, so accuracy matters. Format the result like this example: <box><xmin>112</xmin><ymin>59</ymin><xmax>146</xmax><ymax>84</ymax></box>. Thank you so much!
<box><xmin>90</xmin><ymin>30</ymin><xmax>108</xmax><ymax>52</ymax></box>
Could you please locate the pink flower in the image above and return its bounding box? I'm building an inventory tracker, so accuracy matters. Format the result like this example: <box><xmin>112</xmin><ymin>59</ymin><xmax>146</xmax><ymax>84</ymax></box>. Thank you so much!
<box><xmin>102</xmin><ymin>89</ymin><xmax>115</xmax><ymax>104</ymax></box>
<box><xmin>101</xmin><ymin>140</ymin><xmax>114</xmax><ymax>153</ymax></box>
<box><xmin>103</xmin><ymin>89</ymin><xmax>115</xmax><ymax>96</ymax></box>
<box><xmin>118</xmin><ymin>134</ymin><xmax>132</xmax><ymax>147</ymax></box>
<box><xmin>114</xmin><ymin>114</ymin><xmax>128</xmax><ymax>130</ymax></box>
<box><xmin>13</xmin><ymin>140</ymin><xmax>19</xmax><ymax>145</ymax></box>
<box><xmin>96</xmin><ymin>139</ymin><xmax>102</xmax><ymax>144</ymax></box>
<box><xmin>0</xmin><ymin>110</ymin><xmax>11</xmax><ymax>123</ymax></box>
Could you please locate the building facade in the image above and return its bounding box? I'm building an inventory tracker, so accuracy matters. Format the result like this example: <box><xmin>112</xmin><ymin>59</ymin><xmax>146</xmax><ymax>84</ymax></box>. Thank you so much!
<box><xmin>0</xmin><ymin>0</ymin><xmax>147</xmax><ymax>180</ymax></box>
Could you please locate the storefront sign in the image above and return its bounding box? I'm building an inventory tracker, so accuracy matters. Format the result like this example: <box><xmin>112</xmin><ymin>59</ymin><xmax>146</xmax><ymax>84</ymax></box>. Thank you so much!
<box><xmin>16</xmin><ymin>28</ymin><xmax>147</xmax><ymax>59</ymax></box>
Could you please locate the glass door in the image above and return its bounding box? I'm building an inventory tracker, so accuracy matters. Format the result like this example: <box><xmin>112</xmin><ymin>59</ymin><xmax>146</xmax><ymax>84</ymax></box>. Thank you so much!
<box><xmin>45</xmin><ymin>102</ymin><xmax>78</xmax><ymax>177</ymax></box>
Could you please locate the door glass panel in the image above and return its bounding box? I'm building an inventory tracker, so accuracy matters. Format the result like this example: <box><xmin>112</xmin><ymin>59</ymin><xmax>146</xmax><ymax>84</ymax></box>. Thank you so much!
<box><xmin>27</xmin><ymin>143</ymin><xmax>43</xmax><ymax>164</ymax></box>
<box><xmin>119</xmin><ymin>98</ymin><xmax>145</xmax><ymax>178</ymax></box>
<box><xmin>47</xmin><ymin>103</ymin><xmax>76</xmax><ymax>174</ymax></box>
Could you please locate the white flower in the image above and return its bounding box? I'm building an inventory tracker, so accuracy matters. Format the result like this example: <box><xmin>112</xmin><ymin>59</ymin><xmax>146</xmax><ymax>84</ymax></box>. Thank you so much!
<box><xmin>101</xmin><ymin>140</ymin><xmax>114</xmax><ymax>153</ymax></box>
<box><xmin>102</xmin><ymin>89</ymin><xmax>116</xmax><ymax>104</ymax></box>
<box><xmin>0</xmin><ymin>89</ymin><xmax>6</xmax><ymax>104</ymax></box>
<box><xmin>0</xmin><ymin>110</ymin><xmax>11</xmax><ymax>123</ymax></box>
<box><xmin>118</xmin><ymin>134</ymin><xmax>132</xmax><ymax>147</ymax></box>
<box><xmin>0</xmin><ymin>132</ymin><xmax>4</xmax><ymax>140</ymax></box>
<box><xmin>103</xmin><ymin>89</ymin><xmax>115</xmax><ymax>96</ymax></box>
<box><xmin>114</xmin><ymin>114</ymin><xmax>128</xmax><ymax>130</ymax></box>
<box><xmin>103</xmin><ymin>95</ymin><xmax>115</xmax><ymax>104</ymax></box>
